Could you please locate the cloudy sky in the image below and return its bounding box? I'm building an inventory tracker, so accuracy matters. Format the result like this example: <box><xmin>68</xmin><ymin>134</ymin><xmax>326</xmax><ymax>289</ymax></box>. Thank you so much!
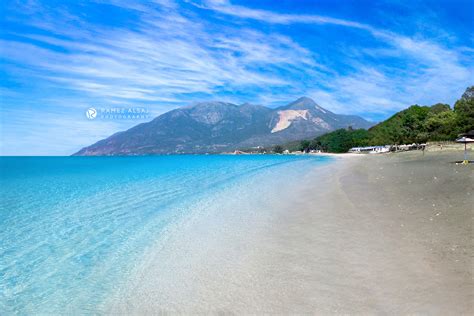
<box><xmin>1</xmin><ymin>0</ymin><xmax>473</xmax><ymax>155</ymax></box>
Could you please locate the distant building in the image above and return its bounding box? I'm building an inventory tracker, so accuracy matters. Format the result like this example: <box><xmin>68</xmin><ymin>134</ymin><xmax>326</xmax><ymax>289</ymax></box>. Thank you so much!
<box><xmin>349</xmin><ymin>146</ymin><xmax>390</xmax><ymax>154</ymax></box>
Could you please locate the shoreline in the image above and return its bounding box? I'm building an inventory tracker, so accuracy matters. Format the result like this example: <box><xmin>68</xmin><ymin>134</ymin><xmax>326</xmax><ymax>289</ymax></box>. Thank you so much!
<box><xmin>109</xmin><ymin>151</ymin><xmax>473</xmax><ymax>314</ymax></box>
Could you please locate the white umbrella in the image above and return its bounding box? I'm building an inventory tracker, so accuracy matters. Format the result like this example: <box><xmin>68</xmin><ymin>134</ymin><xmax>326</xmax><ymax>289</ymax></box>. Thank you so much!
<box><xmin>456</xmin><ymin>137</ymin><xmax>474</xmax><ymax>163</ymax></box>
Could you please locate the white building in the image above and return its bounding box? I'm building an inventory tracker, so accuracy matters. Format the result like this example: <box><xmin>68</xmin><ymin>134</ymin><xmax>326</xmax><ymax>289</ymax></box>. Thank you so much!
<box><xmin>349</xmin><ymin>146</ymin><xmax>390</xmax><ymax>154</ymax></box>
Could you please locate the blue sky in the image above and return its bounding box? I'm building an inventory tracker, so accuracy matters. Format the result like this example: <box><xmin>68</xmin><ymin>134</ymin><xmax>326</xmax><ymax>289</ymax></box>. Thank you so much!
<box><xmin>1</xmin><ymin>0</ymin><xmax>473</xmax><ymax>155</ymax></box>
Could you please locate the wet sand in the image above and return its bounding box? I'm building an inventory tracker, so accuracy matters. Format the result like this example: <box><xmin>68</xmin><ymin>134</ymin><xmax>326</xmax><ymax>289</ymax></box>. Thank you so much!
<box><xmin>110</xmin><ymin>151</ymin><xmax>473</xmax><ymax>314</ymax></box>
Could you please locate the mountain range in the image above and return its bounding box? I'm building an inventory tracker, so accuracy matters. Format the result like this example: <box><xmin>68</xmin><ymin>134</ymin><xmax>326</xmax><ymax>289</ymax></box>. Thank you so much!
<box><xmin>74</xmin><ymin>97</ymin><xmax>373</xmax><ymax>155</ymax></box>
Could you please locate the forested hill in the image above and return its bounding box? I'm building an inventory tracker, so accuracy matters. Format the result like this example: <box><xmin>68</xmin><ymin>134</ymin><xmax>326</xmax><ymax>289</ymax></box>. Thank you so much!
<box><xmin>288</xmin><ymin>86</ymin><xmax>474</xmax><ymax>153</ymax></box>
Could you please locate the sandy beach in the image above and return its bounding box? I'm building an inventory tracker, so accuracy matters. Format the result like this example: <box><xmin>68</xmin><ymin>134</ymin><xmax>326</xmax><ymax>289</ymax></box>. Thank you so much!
<box><xmin>110</xmin><ymin>151</ymin><xmax>473</xmax><ymax>314</ymax></box>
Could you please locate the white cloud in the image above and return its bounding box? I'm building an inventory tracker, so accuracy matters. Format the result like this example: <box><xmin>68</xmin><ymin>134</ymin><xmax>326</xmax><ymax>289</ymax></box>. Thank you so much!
<box><xmin>1</xmin><ymin>2</ymin><xmax>316</xmax><ymax>105</ymax></box>
<box><xmin>195</xmin><ymin>0</ymin><xmax>372</xmax><ymax>30</ymax></box>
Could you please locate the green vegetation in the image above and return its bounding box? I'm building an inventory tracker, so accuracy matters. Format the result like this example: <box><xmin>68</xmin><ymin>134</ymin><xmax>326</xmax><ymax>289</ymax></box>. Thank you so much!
<box><xmin>300</xmin><ymin>128</ymin><xmax>370</xmax><ymax>153</ymax></box>
<box><xmin>273</xmin><ymin>145</ymin><xmax>284</xmax><ymax>154</ymax></box>
<box><xmin>454</xmin><ymin>86</ymin><xmax>474</xmax><ymax>133</ymax></box>
<box><xmin>283</xmin><ymin>86</ymin><xmax>474</xmax><ymax>153</ymax></box>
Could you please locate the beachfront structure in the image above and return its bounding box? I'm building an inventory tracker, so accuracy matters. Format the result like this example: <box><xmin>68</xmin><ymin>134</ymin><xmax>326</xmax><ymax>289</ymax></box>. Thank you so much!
<box><xmin>455</xmin><ymin>136</ymin><xmax>474</xmax><ymax>163</ymax></box>
<box><xmin>393</xmin><ymin>143</ymin><xmax>425</xmax><ymax>151</ymax></box>
<box><xmin>349</xmin><ymin>146</ymin><xmax>390</xmax><ymax>154</ymax></box>
<box><xmin>454</xmin><ymin>130</ymin><xmax>474</xmax><ymax>163</ymax></box>
<box><xmin>349</xmin><ymin>143</ymin><xmax>427</xmax><ymax>154</ymax></box>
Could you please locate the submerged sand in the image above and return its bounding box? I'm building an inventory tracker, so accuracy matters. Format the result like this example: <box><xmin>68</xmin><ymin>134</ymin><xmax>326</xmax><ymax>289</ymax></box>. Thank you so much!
<box><xmin>109</xmin><ymin>151</ymin><xmax>473</xmax><ymax>314</ymax></box>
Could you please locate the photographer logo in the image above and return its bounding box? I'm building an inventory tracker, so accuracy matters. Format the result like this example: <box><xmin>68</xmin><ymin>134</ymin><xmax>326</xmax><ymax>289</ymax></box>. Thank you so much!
<box><xmin>86</xmin><ymin>108</ymin><xmax>97</xmax><ymax>120</ymax></box>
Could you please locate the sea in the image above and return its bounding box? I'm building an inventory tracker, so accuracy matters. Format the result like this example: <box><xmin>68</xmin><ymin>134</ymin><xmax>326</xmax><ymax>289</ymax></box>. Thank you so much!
<box><xmin>0</xmin><ymin>155</ymin><xmax>332</xmax><ymax>314</ymax></box>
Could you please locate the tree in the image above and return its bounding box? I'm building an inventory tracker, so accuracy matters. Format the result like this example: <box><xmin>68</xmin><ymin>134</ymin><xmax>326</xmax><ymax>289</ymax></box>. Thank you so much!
<box><xmin>351</xmin><ymin>129</ymin><xmax>370</xmax><ymax>146</ymax></box>
<box><xmin>424</xmin><ymin>110</ymin><xmax>457</xmax><ymax>140</ymax></box>
<box><xmin>429</xmin><ymin>103</ymin><xmax>451</xmax><ymax>114</ymax></box>
<box><xmin>315</xmin><ymin>129</ymin><xmax>356</xmax><ymax>153</ymax></box>
<box><xmin>273</xmin><ymin>145</ymin><xmax>284</xmax><ymax>154</ymax></box>
<box><xmin>368</xmin><ymin>105</ymin><xmax>430</xmax><ymax>144</ymax></box>
<box><xmin>299</xmin><ymin>140</ymin><xmax>311</xmax><ymax>153</ymax></box>
<box><xmin>310</xmin><ymin>139</ymin><xmax>323</xmax><ymax>151</ymax></box>
<box><xmin>454</xmin><ymin>86</ymin><xmax>474</xmax><ymax>134</ymax></box>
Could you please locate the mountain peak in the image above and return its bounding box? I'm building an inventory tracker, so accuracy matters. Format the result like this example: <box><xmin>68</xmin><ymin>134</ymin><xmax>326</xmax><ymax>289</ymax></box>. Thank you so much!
<box><xmin>281</xmin><ymin>96</ymin><xmax>323</xmax><ymax>111</ymax></box>
<box><xmin>295</xmin><ymin>96</ymin><xmax>316</xmax><ymax>104</ymax></box>
<box><xmin>288</xmin><ymin>96</ymin><xmax>316</xmax><ymax>107</ymax></box>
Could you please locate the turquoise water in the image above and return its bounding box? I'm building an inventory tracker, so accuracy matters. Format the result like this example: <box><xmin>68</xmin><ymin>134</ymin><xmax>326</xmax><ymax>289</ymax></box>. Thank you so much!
<box><xmin>0</xmin><ymin>155</ymin><xmax>332</xmax><ymax>314</ymax></box>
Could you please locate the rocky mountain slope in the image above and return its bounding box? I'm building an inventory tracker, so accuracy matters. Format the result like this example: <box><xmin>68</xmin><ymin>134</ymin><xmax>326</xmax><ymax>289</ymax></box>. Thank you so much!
<box><xmin>74</xmin><ymin>97</ymin><xmax>372</xmax><ymax>155</ymax></box>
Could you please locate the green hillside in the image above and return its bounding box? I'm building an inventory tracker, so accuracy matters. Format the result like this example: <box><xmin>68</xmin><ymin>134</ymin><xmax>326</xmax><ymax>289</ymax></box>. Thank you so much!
<box><xmin>286</xmin><ymin>86</ymin><xmax>474</xmax><ymax>153</ymax></box>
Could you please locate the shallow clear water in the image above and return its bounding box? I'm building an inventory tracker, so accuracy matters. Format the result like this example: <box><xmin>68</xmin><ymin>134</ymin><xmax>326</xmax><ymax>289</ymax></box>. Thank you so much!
<box><xmin>0</xmin><ymin>155</ymin><xmax>332</xmax><ymax>314</ymax></box>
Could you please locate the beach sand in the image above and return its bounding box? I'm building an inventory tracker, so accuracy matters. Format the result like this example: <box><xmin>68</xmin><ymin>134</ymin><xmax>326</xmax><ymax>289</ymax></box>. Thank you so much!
<box><xmin>109</xmin><ymin>151</ymin><xmax>473</xmax><ymax>314</ymax></box>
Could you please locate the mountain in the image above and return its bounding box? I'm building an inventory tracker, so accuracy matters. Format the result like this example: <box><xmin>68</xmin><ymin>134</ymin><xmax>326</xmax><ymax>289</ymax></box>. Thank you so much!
<box><xmin>74</xmin><ymin>97</ymin><xmax>373</xmax><ymax>155</ymax></box>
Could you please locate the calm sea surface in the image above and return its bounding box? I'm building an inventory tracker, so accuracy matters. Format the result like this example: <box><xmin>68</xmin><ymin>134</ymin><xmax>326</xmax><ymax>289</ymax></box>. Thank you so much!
<box><xmin>0</xmin><ymin>155</ymin><xmax>332</xmax><ymax>314</ymax></box>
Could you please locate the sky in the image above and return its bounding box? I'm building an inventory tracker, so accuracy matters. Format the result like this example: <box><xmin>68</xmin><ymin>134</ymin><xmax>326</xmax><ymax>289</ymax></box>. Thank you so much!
<box><xmin>1</xmin><ymin>0</ymin><xmax>473</xmax><ymax>155</ymax></box>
